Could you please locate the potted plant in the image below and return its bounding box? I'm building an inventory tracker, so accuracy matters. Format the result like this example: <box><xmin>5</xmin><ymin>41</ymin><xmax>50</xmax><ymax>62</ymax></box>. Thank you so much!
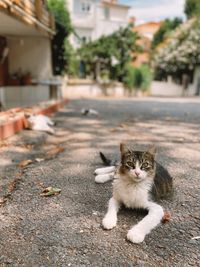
<box><xmin>21</xmin><ymin>72</ymin><xmax>32</xmax><ymax>85</ymax></box>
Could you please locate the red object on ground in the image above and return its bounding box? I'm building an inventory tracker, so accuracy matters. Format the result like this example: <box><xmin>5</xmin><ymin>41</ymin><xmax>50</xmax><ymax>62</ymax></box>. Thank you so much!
<box><xmin>162</xmin><ymin>211</ymin><xmax>171</xmax><ymax>223</ymax></box>
<box><xmin>0</xmin><ymin>99</ymin><xmax>68</xmax><ymax>141</ymax></box>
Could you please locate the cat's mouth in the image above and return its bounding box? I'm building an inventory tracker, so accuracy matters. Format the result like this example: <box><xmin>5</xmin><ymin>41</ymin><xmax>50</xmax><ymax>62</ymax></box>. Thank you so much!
<box><xmin>133</xmin><ymin>176</ymin><xmax>143</xmax><ymax>182</ymax></box>
<box><xmin>129</xmin><ymin>174</ymin><xmax>144</xmax><ymax>182</ymax></box>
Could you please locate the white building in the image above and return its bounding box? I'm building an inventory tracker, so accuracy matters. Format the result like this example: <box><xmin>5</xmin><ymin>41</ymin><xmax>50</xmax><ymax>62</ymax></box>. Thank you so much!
<box><xmin>67</xmin><ymin>0</ymin><xmax>130</xmax><ymax>48</ymax></box>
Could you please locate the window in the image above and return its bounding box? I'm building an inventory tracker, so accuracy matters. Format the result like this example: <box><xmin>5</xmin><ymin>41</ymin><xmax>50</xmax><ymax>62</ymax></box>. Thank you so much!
<box><xmin>81</xmin><ymin>1</ymin><xmax>91</xmax><ymax>13</ymax></box>
<box><xmin>81</xmin><ymin>36</ymin><xmax>91</xmax><ymax>44</ymax></box>
<box><xmin>82</xmin><ymin>36</ymin><xmax>87</xmax><ymax>44</ymax></box>
<box><xmin>86</xmin><ymin>3</ymin><xmax>90</xmax><ymax>12</ymax></box>
<box><xmin>104</xmin><ymin>7</ymin><xmax>110</xmax><ymax>19</ymax></box>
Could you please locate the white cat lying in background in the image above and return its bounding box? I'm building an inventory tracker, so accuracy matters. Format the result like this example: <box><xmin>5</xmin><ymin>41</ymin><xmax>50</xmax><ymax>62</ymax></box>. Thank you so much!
<box><xmin>26</xmin><ymin>114</ymin><xmax>55</xmax><ymax>134</ymax></box>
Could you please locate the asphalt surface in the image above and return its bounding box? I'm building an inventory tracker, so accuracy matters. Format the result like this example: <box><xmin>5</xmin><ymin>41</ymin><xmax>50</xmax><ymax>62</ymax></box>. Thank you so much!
<box><xmin>0</xmin><ymin>97</ymin><xmax>200</xmax><ymax>267</ymax></box>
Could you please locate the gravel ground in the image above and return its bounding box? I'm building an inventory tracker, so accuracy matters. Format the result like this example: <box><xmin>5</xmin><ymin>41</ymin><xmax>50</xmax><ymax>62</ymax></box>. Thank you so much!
<box><xmin>0</xmin><ymin>97</ymin><xmax>199</xmax><ymax>267</ymax></box>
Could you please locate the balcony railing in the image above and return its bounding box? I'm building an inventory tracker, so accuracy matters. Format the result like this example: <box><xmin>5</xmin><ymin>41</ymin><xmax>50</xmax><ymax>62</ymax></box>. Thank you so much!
<box><xmin>71</xmin><ymin>14</ymin><xmax>95</xmax><ymax>29</ymax></box>
<box><xmin>0</xmin><ymin>0</ymin><xmax>55</xmax><ymax>36</ymax></box>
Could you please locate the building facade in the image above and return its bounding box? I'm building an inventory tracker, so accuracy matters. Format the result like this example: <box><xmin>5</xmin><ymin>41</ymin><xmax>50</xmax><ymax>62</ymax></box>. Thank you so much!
<box><xmin>132</xmin><ymin>22</ymin><xmax>162</xmax><ymax>67</ymax></box>
<box><xmin>68</xmin><ymin>0</ymin><xmax>130</xmax><ymax>48</ymax></box>
<box><xmin>0</xmin><ymin>0</ymin><xmax>56</xmax><ymax>109</ymax></box>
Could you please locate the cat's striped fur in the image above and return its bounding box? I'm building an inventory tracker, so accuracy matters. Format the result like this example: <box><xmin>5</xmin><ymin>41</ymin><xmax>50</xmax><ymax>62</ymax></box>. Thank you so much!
<box><xmin>95</xmin><ymin>144</ymin><xmax>173</xmax><ymax>243</ymax></box>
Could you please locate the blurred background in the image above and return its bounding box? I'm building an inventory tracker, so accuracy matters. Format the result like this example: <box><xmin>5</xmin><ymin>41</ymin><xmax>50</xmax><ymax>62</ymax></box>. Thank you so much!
<box><xmin>0</xmin><ymin>0</ymin><xmax>200</xmax><ymax>109</ymax></box>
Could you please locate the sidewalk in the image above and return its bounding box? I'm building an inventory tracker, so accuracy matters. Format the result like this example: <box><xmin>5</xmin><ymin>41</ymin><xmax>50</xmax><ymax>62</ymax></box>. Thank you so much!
<box><xmin>0</xmin><ymin>99</ymin><xmax>68</xmax><ymax>140</ymax></box>
<box><xmin>0</xmin><ymin>98</ymin><xmax>199</xmax><ymax>266</ymax></box>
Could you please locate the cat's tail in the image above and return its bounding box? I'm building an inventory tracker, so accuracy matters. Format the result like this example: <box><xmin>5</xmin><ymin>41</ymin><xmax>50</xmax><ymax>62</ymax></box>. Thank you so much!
<box><xmin>95</xmin><ymin>152</ymin><xmax>116</xmax><ymax>183</ymax></box>
<box><xmin>99</xmin><ymin>152</ymin><xmax>112</xmax><ymax>166</ymax></box>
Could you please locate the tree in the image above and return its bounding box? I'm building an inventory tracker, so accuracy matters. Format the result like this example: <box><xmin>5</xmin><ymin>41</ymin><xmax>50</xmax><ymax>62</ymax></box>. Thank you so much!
<box><xmin>123</xmin><ymin>64</ymin><xmax>152</xmax><ymax>95</ymax></box>
<box><xmin>64</xmin><ymin>39</ymin><xmax>79</xmax><ymax>76</ymax></box>
<box><xmin>153</xmin><ymin>19</ymin><xmax>200</xmax><ymax>80</ymax></box>
<box><xmin>47</xmin><ymin>0</ymin><xmax>72</xmax><ymax>32</ymax></box>
<box><xmin>185</xmin><ymin>0</ymin><xmax>200</xmax><ymax>18</ymax></box>
<box><xmin>78</xmin><ymin>25</ymin><xmax>139</xmax><ymax>81</ymax></box>
<box><xmin>47</xmin><ymin>0</ymin><xmax>77</xmax><ymax>75</ymax></box>
<box><xmin>151</xmin><ymin>18</ymin><xmax>182</xmax><ymax>50</ymax></box>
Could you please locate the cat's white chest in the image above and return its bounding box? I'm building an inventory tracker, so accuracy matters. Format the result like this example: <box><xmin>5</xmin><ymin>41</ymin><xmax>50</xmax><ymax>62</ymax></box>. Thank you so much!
<box><xmin>113</xmin><ymin>178</ymin><xmax>151</xmax><ymax>209</ymax></box>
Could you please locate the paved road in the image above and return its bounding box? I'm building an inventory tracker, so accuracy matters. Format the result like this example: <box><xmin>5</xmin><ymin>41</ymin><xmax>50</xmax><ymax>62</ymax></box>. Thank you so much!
<box><xmin>0</xmin><ymin>98</ymin><xmax>200</xmax><ymax>267</ymax></box>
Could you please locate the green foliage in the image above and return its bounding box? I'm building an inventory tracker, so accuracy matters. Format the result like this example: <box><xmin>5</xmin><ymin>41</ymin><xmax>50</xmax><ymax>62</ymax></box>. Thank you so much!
<box><xmin>123</xmin><ymin>64</ymin><xmax>152</xmax><ymax>92</ymax></box>
<box><xmin>133</xmin><ymin>68</ymin><xmax>143</xmax><ymax>89</ymax></box>
<box><xmin>153</xmin><ymin>19</ymin><xmax>200</xmax><ymax>79</ymax></box>
<box><xmin>78</xmin><ymin>25</ymin><xmax>139</xmax><ymax>81</ymax></box>
<box><xmin>152</xmin><ymin>18</ymin><xmax>182</xmax><ymax>49</ymax></box>
<box><xmin>100</xmin><ymin>69</ymin><xmax>110</xmax><ymax>82</ymax></box>
<box><xmin>47</xmin><ymin>0</ymin><xmax>72</xmax><ymax>35</ymax></box>
<box><xmin>185</xmin><ymin>0</ymin><xmax>200</xmax><ymax>18</ymax></box>
<box><xmin>47</xmin><ymin>0</ymin><xmax>77</xmax><ymax>75</ymax></box>
<box><xmin>64</xmin><ymin>39</ymin><xmax>79</xmax><ymax>77</ymax></box>
<box><xmin>140</xmin><ymin>64</ymin><xmax>153</xmax><ymax>91</ymax></box>
<box><xmin>122</xmin><ymin>65</ymin><xmax>136</xmax><ymax>90</ymax></box>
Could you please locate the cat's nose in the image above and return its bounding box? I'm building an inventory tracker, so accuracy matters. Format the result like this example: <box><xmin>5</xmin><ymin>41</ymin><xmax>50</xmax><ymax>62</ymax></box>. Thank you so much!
<box><xmin>135</xmin><ymin>171</ymin><xmax>140</xmax><ymax>176</ymax></box>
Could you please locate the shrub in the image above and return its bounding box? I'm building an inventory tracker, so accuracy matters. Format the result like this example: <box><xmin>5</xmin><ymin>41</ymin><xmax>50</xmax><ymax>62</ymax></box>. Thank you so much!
<box><xmin>123</xmin><ymin>64</ymin><xmax>152</xmax><ymax>93</ymax></box>
<box><xmin>140</xmin><ymin>64</ymin><xmax>152</xmax><ymax>91</ymax></box>
<box><xmin>185</xmin><ymin>0</ymin><xmax>200</xmax><ymax>18</ymax></box>
<box><xmin>78</xmin><ymin>25</ymin><xmax>140</xmax><ymax>82</ymax></box>
<box><xmin>64</xmin><ymin>39</ymin><xmax>79</xmax><ymax>77</ymax></box>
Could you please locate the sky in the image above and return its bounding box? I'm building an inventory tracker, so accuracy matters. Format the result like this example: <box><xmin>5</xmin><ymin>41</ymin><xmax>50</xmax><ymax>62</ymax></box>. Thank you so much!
<box><xmin>119</xmin><ymin>0</ymin><xmax>186</xmax><ymax>24</ymax></box>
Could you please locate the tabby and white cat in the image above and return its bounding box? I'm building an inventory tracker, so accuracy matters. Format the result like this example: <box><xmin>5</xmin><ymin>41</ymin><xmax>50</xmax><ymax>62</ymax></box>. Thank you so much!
<box><xmin>94</xmin><ymin>143</ymin><xmax>173</xmax><ymax>244</ymax></box>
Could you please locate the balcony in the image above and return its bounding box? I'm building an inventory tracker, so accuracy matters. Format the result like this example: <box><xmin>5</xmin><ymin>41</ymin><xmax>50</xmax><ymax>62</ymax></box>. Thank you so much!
<box><xmin>0</xmin><ymin>0</ymin><xmax>55</xmax><ymax>37</ymax></box>
<box><xmin>71</xmin><ymin>14</ymin><xmax>95</xmax><ymax>29</ymax></box>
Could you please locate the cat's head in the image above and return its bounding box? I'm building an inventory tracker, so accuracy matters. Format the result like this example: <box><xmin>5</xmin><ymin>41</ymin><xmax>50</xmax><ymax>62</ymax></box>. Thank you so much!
<box><xmin>119</xmin><ymin>143</ymin><xmax>156</xmax><ymax>182</ymax></box>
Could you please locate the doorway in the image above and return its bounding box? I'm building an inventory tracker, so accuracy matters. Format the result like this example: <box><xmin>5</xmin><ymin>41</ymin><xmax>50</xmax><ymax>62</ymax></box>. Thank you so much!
<box><xmin>0</xmin><ymin>36</ymin><xmax>9</xmax><ymax>86</ymax></box>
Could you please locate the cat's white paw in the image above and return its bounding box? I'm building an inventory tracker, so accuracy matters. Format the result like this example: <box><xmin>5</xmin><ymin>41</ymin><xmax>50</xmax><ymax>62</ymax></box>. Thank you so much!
<box><xmin>127</xmin><ymin>228</ymin><xmax>145</xmax><ymax>244</ymax></box>
<box><xmin>102</xmin><ymin>215</ymin><xmax>117</xmax><ymax>230</ymax></box>
<box><xmin>94</xmin><ymin>166</ymin><xmax>115</xmax><ymax>175</ymax></box>
<box><xmin>95</xmin><ymin>174</ymin><xmax>113</xmax><ymax>183</ymax></box>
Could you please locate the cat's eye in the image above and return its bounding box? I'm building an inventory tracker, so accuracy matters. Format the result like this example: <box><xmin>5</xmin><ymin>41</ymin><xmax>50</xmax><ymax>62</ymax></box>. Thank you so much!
<box><xmin>142</xmin><ymin>162</ymin><xmax>149</xmax><ymax>169</ymax></box>
<box><xmin>126</xmin><ymin>161</ymin><xmax>135</xmax><ymax>168</ymax></box>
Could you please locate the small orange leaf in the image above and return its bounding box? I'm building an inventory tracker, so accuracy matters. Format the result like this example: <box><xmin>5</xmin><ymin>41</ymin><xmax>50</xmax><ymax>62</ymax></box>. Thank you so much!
<box><xmin>18</xmin><ymin>159</ymin><xmax>33</xmax><ymax>168</ymax></box>
<box><xmin>109</xmin><ymin>128</ymin><xmax>118</xmax><ymax>132</ymax></box>
<box><xmin>46</xmin><ymin>146</ymin><xmax>64</xmax><ymax>158</ymax></box>
<box><xmin>119</xmin><ymin>123</ymin><xmax>128</xmax><ymax>129</ymax></box>
<box><xmin>23</xmin><ymin>144</ymin><xmax>34</xmax><ymax>150</ymax></box>
<box><xmin>0</xmin><ymin>142</ymin><xmax>9</xmax><ymax>148</ymax></box>
<box><xmin>0</xmin><ymin>197</ymin><xmax>7</xmax><ymax>206</ymax></box>
<box><xmin>15</xmin><ymin>171</ymin><xmax>23</xmax><ymax>178</ymax></box>
<box><xmin>40</xmin><ymin>186</ymin><xmax>61</xmax><ymax>197</ymax></box>
<box><xmin>8</xmin><ymin>179</ymin><xmax>18</xmax><ymax>193</ymax></box>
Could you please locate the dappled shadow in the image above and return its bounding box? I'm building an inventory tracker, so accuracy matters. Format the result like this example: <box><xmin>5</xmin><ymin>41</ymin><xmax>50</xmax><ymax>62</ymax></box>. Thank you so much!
<box><xmin>0</xmin><ymin>98</ymin><xmax>200</xmax><ymax>266</ymax></box>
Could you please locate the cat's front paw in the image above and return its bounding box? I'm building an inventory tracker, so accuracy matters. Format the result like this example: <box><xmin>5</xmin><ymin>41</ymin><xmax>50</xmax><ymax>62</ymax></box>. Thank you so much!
<box><xmin>127</xmin><ymin>228</ymin><xmax>145</xmax><ymax>244</ymax></box>
<box><xmin>95</xmin><ymin>174</ymin><xmax>112</xmax><ymax>183</ymax></box>
<box><xmin>102</xmin><ymin>215</ymin><xmax>117</xmax><ymax>230</ymax></box>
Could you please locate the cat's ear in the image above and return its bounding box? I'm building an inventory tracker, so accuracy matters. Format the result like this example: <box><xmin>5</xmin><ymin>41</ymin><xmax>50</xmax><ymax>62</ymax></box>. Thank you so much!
<box><xmin>147</xmin><ymin>145</ymin><xmax>156</xmax><ymax>157</ymax></box>
<box><xmin>120</xmin><ymin>143</ymin><xmax>130</xmax><ymax>154</ymax></box>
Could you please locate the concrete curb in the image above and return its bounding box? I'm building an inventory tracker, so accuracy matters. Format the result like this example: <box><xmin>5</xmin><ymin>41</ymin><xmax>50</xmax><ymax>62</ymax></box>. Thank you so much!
<box><xmin>0</xmin><ymin>99</ymin><xmax>68</xmax><ymax>141</ymax></box>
